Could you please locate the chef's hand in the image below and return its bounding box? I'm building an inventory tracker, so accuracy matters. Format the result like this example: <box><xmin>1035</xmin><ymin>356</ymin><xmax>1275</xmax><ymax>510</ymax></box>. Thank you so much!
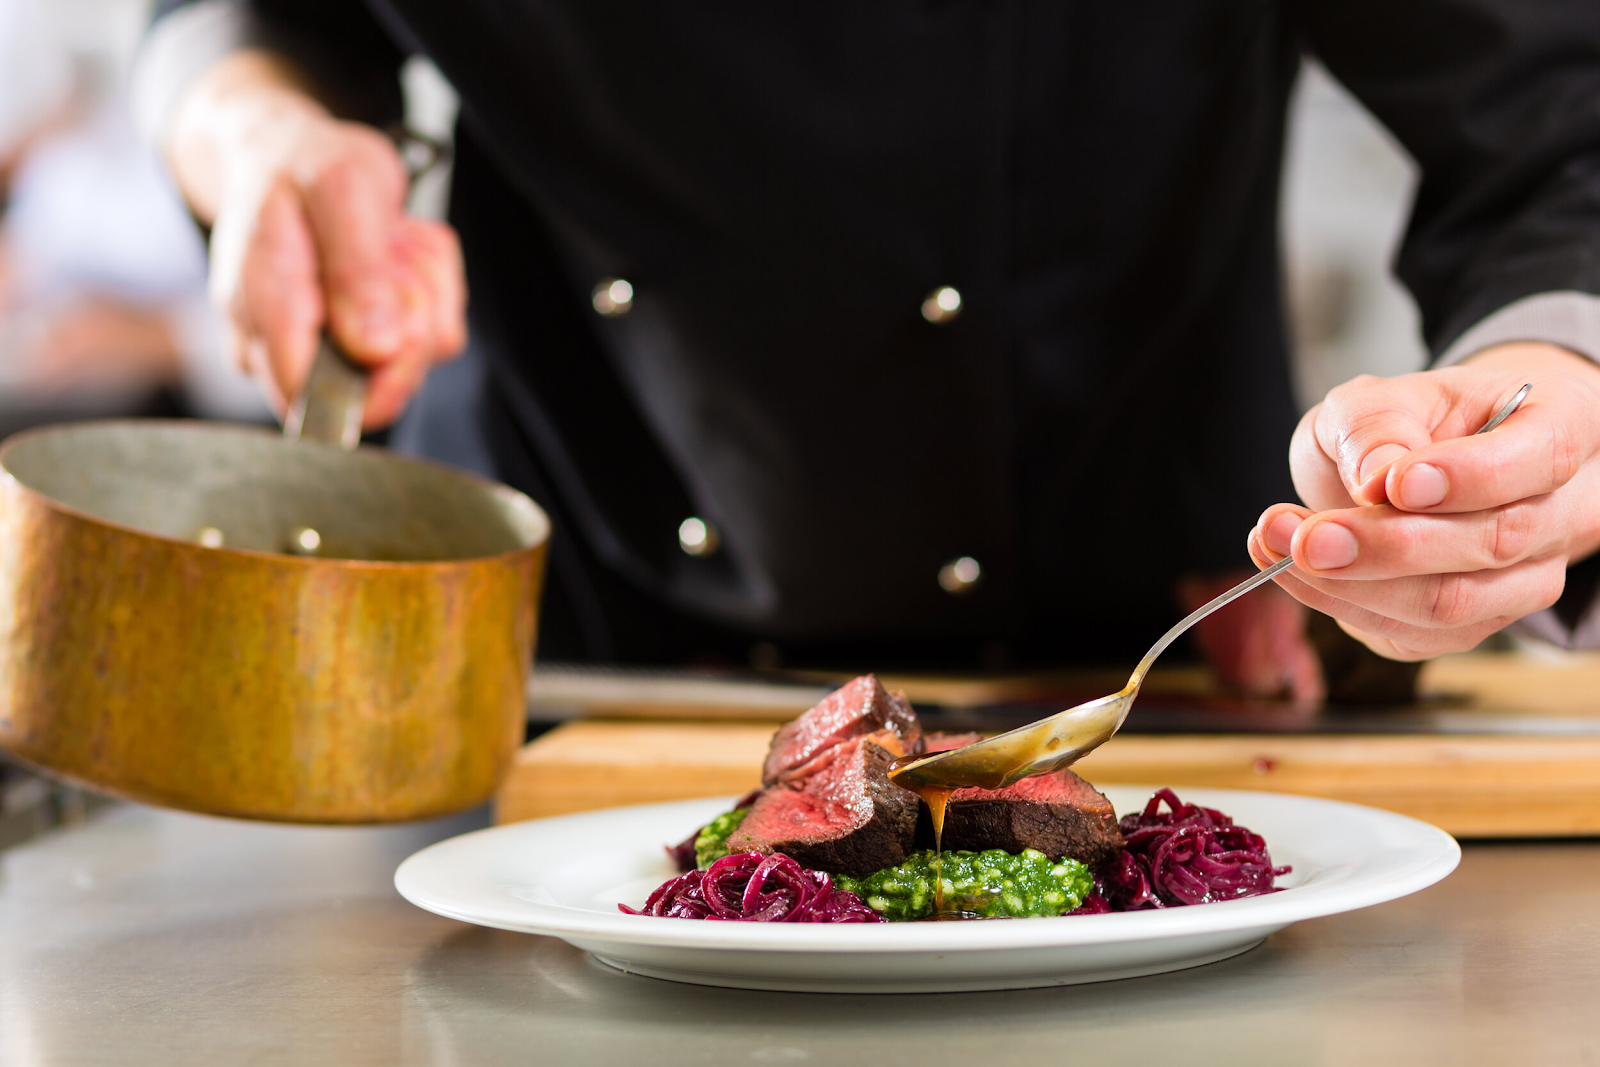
<box><xmin>165</xmin><ymin>51</ymin><xmax>465</xmax><ymax>428</ymax></box>
<box><xmin>1178</xmin><ymin>572</ymin><xmax>1324</xmax><ymax>704</ymax></box>
<box><xmin>1250</xmin><ymin>342</ymin><xmax>1600</xmax><ymax>661</ymax></box>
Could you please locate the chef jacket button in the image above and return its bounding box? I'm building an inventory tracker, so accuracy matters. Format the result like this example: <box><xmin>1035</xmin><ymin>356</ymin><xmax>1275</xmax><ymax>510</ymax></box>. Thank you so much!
<box><xmin>938</xmin><ymin>556</ymin><xmax>981</xmax><ymax>594</ymax></box>
<box><xmin>592</xmin><ymin>277</ymin><xmax>634</xmax><ymax>317</ymax></box>
<box><xmin>921</xmin><ymin>286</ymin><xmax>962</xmax><ymax>324</ymax></box>
<box><xmin>679</xmin><ymin>516</ymin><xmax>720</xmax><ymax>557</ymax></box>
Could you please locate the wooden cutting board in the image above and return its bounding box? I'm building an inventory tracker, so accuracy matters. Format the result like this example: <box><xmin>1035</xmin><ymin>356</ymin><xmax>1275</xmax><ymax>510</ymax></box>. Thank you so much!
<box><xmin>496</xmin><ymin>651</ymin><xmax>1600</xmax><ymax>837</ymax></box>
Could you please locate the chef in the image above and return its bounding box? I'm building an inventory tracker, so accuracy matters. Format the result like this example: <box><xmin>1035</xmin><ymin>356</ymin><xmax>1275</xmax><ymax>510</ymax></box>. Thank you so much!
<box><xmin>133</xmin><ymin>0</ymin><xmax>1600</xmax><ymax>692</ymax></box>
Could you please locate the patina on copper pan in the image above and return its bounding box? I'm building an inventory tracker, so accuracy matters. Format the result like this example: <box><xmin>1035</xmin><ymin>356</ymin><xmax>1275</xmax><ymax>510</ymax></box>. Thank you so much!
<box><xmin>0</xmin><ymin>353</ymin><xmax>548</xmax><ymax>823</ymax></box>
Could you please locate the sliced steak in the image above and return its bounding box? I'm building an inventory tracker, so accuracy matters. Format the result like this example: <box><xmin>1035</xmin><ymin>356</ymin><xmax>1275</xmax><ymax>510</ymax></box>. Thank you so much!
<box><xmin>758</xmin><ymin>725</ymin><xmax>915</xmax><ymax>803</ymax></box>
<box><xmin>730</xmin><ymin>738</ymin><xmax>919</xmax><ymax>878</ymax></box>
<box><xmin>919</xmin><ymin>731</ymin><xmax>983</xmax><ymax>754</ymax></box>
<box><xmin>919</xmin><ymin>770</ymin><xmax>1124</xmax><ymax>869</ymax></box>
<box><xmin>762</xmin><ymin>674</ymin><xmax>920</xmax><ymax>786</ymax></box>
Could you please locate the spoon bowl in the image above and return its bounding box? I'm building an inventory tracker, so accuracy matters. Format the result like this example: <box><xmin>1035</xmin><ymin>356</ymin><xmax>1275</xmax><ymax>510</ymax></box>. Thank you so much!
<box><xmin>893</xmin><ymin>691</ymin><xmax>1132</xmax><ymax>792</ymax></box>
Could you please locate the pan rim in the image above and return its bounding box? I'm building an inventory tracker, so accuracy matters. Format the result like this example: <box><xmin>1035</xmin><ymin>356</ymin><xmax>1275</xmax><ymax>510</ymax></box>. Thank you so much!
<box><xmin>0</xmin><ymin>417</ymin><xmax>551</xmax><ymax>569</ymax></box>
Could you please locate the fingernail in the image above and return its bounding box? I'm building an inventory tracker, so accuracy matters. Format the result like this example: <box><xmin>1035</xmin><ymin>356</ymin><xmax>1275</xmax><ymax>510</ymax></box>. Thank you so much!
<box><xmin>1358</xmin><ymin>443</ymin><xmax>1411</xmax><ymax>485</ymax></box>
<box><xmin>1398</xmin><ymin>463</ymin><xmax>1448</xmax><ymax>509</ymax></box>
<box><xmin>1304</xmin><ymin>522</ymin><xmax>1358</xmax><ymax>571</ymax></box>
<box><xmin>1264</xmin><ymin>512</ymin><xmax>1302</xmax><ymax>557</ymax></box>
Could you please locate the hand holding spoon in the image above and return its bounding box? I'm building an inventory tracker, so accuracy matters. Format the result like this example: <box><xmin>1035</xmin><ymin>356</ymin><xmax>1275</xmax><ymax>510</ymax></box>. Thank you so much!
<box><xmin>891</xmin><ymin>383</ymin><xmax>1534</xmax><ymax>794</ymax></box>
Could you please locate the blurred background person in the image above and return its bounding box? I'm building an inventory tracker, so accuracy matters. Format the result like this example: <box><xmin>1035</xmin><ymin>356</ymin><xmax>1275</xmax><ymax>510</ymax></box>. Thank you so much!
<box><xmin>0</xmin><ymin>0</ymin><xmax>267</xmax><ymax>438</ymax></box>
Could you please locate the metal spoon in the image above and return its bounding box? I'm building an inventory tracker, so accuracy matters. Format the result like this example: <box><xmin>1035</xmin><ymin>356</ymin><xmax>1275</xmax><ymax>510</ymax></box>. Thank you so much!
<box><xmin>891</xmin><ymin>382</ymin><xmax>1534</xmax><ymax>792</ymax></box>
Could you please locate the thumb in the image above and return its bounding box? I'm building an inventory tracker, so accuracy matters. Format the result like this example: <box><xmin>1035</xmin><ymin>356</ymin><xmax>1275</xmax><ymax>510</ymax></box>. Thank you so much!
<box><xmin>1313</xmin><ymin>374</ymin><xmax>1441</xmax><ymax>507</ymax></box>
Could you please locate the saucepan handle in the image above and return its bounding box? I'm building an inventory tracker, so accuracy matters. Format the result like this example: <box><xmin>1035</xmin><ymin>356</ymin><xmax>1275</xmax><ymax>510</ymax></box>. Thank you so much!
<box><xmin>282</xmin><ymin>334</ymin><xmax>369</xmax><ymax>450</ymax></box>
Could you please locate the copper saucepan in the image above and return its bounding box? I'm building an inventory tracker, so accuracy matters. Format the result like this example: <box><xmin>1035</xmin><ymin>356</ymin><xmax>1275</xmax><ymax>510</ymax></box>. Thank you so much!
<box><xmin>0</xmin><ymin>341</ymin><xmax>548</xmax><ymax>822</ymax></box>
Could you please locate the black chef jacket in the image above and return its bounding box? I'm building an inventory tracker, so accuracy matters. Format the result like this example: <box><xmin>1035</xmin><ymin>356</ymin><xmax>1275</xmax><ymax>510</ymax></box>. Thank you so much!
<box><xmin>152</xmin><ymin>0</ymin><xmax>1600</xmax><ymax>668</ymax></box>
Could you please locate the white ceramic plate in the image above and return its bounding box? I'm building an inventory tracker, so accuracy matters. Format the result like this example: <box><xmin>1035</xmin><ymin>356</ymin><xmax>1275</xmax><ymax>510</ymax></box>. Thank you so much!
<box><xmin>395</xmin><ymin>786</ymin><xmax>1459</xmax><ymax>993</ymax></box>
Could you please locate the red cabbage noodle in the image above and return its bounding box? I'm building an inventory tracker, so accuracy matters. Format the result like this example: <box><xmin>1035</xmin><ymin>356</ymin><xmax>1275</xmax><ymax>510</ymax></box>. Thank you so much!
<box><xmin>1098</xmin><ymin>788</ymin><xmax>1290</xmax><ymax>909</ymax></box>
<box><xmin>619</xmin><ymin>851</ymin><xmax>885</xmax><ymax>923</ymax></box>
<box><xmin>1068</xmin><ymin>892</ymin><xmax>1113</xmax><ymax>915</ymax></box>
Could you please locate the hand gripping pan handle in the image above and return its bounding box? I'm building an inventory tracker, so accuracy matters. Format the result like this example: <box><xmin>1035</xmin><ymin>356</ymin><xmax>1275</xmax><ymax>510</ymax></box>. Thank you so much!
<box><xmin>279</xmin><ymin>128</ymin><xmax>450</xmax><ymax>450</ymax></box>
<box><xmin>282</xmin><ymin>335</ymin><xmax>369</xmax><ymax>450</ymax></box>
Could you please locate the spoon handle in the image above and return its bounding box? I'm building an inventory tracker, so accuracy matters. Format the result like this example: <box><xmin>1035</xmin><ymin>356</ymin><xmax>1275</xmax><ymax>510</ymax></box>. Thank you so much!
<box><xmin>1128</xmin><ymin>555</ymin><xmax>1294</xmax><ymax>687</ymax></box>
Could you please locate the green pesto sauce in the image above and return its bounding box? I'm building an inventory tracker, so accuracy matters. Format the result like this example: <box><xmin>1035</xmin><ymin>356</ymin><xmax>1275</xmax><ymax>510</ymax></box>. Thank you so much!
<box><xmin>834</xmin><ymin>849</ymin><xmax>1093</xmax><ymax>922</ymax></box>
<box><xmin>694</xmin><ymin>807</ymin><xmax>750</xmax><ymax>869</ymax></box>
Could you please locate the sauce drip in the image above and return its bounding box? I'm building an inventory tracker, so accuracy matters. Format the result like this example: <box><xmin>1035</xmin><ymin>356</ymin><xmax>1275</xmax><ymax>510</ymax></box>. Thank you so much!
<box><xmin>892</xmin><ymin>753</ymin><xmax>958</xmax><ymax>916</ymax></box>
<box><xmin>923</xmin><ymin>785</ymin><xmax>952</xmax><ymax>913</ymax></box>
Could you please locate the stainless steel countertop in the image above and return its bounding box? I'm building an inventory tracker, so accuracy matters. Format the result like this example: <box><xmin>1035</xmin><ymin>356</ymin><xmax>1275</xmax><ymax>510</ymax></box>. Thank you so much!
<box><xmin>2</xmin><ymin>806</ymin><xmax>1596</xmax><ymax>1066</ymax></box>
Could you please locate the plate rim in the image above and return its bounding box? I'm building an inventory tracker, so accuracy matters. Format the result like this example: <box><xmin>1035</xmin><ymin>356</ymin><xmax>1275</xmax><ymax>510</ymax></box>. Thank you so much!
<box><xmin>395</xmin><ymin>786</ymin><xmax>1461</xmax><ymax>954</ymax></box>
